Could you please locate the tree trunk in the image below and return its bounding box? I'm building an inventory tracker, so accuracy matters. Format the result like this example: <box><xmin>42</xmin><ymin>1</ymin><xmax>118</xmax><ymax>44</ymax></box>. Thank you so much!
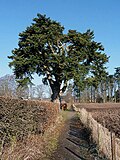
<box><xmin>114</xmin><ymin>82</ymin><xmax>117</xmax><ymax>103</ymax></box>
<box><xmin>48</xmin><ymin>79</ymin><xmax>61</xmax><ymax>102</ymax></box>
<box><xmin>51</xmin><ymin>85</ymin><xmax>60</xmax><ymax>102</ymax></box>
<box><xmin>90</xmin><ymin>86</ymin><xmax>93</xmax><ymax>103</ymax></box>
<box><xmin>79</xmin><ymin>90</ymin><xmax>81</xmax><ymax>103</ymax></box>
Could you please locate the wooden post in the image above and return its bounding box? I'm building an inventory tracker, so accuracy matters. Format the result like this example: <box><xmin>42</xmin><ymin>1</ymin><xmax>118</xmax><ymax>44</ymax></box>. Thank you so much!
<box><xmin>111</xmin><ymin>132</ymin><xmax>116</xmax><ymax>160</ymax></box>
<box><xmin>97</xmin><ymin>123</ymin><xmax>100</xmax><ymax>146</ymax></box>
<box><xmin>87</xmin><ymin>112</ymin><xmax>89</xmax><ymax>127</ymax></box>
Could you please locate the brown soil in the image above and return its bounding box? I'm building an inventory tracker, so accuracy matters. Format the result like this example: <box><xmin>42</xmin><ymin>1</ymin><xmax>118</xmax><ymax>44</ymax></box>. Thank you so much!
<box><xmin>49</xmin><ymin>110</ymin><xmax>107</xmax><ymax>160</ymax></box>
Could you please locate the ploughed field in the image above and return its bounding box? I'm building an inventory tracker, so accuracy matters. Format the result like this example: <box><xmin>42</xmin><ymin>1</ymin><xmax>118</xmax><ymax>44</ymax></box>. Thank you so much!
<box><xmin>75</xmin><ymin>103</ymin><xmax>120</xmax><ymax>138</ymax></box>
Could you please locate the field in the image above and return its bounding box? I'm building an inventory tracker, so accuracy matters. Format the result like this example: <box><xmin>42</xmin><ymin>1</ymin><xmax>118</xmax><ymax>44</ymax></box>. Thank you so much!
<box><xmin>75</xmin><ymin>103</ymin><xmax>120</xmax><ymax>138</ymax></box>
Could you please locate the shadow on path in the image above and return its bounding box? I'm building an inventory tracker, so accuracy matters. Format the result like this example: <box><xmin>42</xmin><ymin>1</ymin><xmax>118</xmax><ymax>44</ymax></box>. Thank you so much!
<box><xmin>49</xmin><ymin>110</ymin><xmax>108</xmax><ymax>160</ymax></box>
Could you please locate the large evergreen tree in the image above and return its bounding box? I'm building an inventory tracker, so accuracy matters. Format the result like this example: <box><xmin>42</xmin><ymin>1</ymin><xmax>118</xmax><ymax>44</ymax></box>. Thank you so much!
<box><xmin>8</xmin><ymin>14</ymin><xmax>109</xmax><ymax>102</ymax></box>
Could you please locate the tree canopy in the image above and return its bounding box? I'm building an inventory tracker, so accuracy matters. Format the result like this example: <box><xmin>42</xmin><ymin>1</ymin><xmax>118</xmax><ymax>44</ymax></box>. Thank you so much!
<box><xmin>8</xmin><ymin>14</ymin><xmax>109</xmax><ymax>101</ymax></box>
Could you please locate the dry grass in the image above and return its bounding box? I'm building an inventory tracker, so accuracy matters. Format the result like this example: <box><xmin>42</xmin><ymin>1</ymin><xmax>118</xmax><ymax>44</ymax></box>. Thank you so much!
<box><xmin>91</xmin><ymin>109</ymin><xmax>120</xmax><ymax>138</ymax></box>
<box><xmin>76</xmin><ymin>103</ymin><xmax>120</xmax><ymax>138</ymax></box>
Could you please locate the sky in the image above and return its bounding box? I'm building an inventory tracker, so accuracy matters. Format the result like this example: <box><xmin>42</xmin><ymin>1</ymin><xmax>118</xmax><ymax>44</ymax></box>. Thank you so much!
<box><xmin>0</xmin><ymin>0</ymin><xmax>120</xmax><ymax>84</ymax></box>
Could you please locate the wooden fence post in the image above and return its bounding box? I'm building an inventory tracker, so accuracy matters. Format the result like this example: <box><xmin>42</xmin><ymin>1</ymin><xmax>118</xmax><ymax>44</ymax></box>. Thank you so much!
<box><xmin>87</xmin><ymin>112</ymin><xmax>89</xmax><ymax>127</ymax></box>
<box><xmin>111</xmin><ymin>132</ymin><xmax>116</xmax><ymax>160</ymax></box>
<box><xmin>97</xmin><ymin>123</ymin><xmax>100</xmax><ymax>146</ymax></box>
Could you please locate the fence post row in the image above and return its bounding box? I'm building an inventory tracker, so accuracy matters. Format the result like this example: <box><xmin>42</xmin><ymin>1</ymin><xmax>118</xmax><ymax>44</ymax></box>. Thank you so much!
<box><xmin>73</xmin><ymin>105</ymin><xmax>120</xmax><ymax>160</ymax></box>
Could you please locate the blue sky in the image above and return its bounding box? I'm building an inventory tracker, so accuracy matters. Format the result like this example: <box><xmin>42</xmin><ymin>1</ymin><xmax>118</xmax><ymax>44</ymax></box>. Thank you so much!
<box><xmin>0</xmin><ymin>0</ymin><xmax>120</xmax><ymax>84</ymax></box>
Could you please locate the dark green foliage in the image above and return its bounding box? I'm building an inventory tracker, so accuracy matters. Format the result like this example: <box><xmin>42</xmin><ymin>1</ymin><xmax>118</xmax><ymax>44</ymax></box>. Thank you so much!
<box><xmin>8</xmin><ymin>14</ymin><xmax>109</xmax><ymax>101</ymax></box>
<box><xmin>114</xmin><ymin>67</ymin><xmax>120</xmax><ymax>87</ymax></box>
<box><xmin>114</xmin><ymin>67</ymin><xmax>120</xmax><ymax>102</ymax></box>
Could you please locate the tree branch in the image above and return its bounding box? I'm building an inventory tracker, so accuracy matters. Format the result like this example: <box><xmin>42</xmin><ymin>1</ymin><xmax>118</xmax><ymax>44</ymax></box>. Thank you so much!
<box><xmin>48</xmin><ymin>42</ymin><xmax>55</xmax><ymax>54</ymax></box>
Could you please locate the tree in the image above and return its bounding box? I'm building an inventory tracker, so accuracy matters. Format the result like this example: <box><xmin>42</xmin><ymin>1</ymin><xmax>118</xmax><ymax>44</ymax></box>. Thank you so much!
<box><xmin>63</xmin><ymin>83</ymin><xmax>74</xmax><ymax>103</ymax></box>
<box><xmin>106</xmin><ymin>75</ymin><xmax>114</xmax><ymax>102</ymax></box>
<box><xmin>8</xmin><ymin>14</ymin><xmax>109</xmax><ymax>102</ymax></box>
<box><xmin>114</xmin><ymin>67</ymin><xmax>120</xmax><ymax>102</ymax></box>
<box><xmin>73</xmin><ymin>75</ymin><xmax>85</xmax><ymax>102</ymax></box>
<box><xmin>16</xmin><ymin>85</ymin><xmax>29</xmax><ymax>99</ymax></box>
<box><xmin>35</xmin><ymin>84</ymin><xmax>47</xmax><ymax>99</ymax></box>
<box><xmin>28</xmin><ymin>84</ymin><xmax>36</xmax><ymax>99</ymax></box>
<box><xmin>0</xmin><ymin>74</ymin><xmax>16</xmax><ymax>97</ymax></box>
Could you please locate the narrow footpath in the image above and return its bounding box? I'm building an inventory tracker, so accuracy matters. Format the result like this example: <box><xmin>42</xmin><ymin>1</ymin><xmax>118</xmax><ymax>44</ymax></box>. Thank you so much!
<box><xmin>49</xmin><ymin>110</ymin><xmax>107</xmax><ymax>160</ymax></box>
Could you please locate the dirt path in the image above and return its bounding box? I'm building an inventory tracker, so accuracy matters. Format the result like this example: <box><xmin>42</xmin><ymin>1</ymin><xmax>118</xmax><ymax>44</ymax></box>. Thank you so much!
<box><xmin>49</xmin><ymin>110</ymin><xmax>107</xmax><ymax>160</ymax></box>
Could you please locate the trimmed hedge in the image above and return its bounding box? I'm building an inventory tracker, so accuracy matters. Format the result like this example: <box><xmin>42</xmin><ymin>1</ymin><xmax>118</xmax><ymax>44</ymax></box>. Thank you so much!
<box><xmin>0</xmin><ymin>97</ymin><xmax>59</xmax><ymax>147</ymax></box>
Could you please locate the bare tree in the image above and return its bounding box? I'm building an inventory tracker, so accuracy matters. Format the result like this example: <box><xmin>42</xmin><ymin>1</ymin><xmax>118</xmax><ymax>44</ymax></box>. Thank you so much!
<box><xmin>15</xmin><ymin>86</ymin><xmax>29</xmax><ymax>99</ymax></box>
<box><xmin>0</xmin><ymin>75</ymin><xmax>16</xmax><ymax>97</ymax></box>
<box><xmin>36</xmin><ymin>84</ymin><xmax>44</xmax><ymax>99</ymax></box>
<box><xmin>28</xmin><ymin>85</ymin><xmax>36</xmax><ymax>99</ymax></box>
